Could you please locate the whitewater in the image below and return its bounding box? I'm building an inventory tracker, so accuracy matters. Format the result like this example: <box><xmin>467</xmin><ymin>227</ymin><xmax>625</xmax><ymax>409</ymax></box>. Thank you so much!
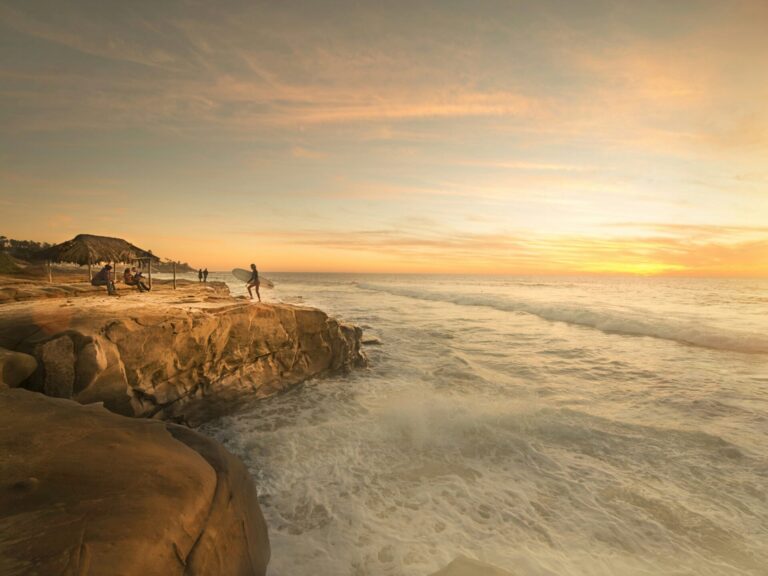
<box><xmin>198</xmin><ymin>274</ymin><xmax>768</xmax><ymax>576</ymax></box>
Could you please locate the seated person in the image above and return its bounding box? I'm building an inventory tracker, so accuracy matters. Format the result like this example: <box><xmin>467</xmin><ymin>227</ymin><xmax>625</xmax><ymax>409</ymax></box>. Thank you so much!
<box><xmin>123</xmin><ymin>267</ymin><xmax>137</xmax><ymax>286</ymax></box>
<box><xmin>91</xmin><ymin>265</ymin><xmax>117</xmax><ymax>295</ymax></box>
<box><xmin>132</xmin><ymin>267</ymin><xmax>150</xmax><ymax>292</ymax></box>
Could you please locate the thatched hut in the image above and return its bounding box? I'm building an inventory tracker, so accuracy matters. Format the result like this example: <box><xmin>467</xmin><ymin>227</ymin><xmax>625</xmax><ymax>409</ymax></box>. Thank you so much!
<box><xmin>36</xmin><ymin>234</ymin><xmax>160</xmax><ymax>282</ymax></box>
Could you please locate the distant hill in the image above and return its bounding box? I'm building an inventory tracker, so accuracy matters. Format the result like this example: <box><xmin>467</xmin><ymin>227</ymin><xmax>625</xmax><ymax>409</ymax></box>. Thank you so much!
<box><xmin>154</xmin><ymin>260</ymin><xmax>196</xmax><ymax>273</ymax></box>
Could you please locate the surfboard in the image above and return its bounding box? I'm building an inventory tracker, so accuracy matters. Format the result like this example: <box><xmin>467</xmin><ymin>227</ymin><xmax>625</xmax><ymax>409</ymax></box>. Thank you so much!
<box><xmin>232</xmin><ymin>268</ymin><xmax>274</xmax><ymax>288</ymax></box>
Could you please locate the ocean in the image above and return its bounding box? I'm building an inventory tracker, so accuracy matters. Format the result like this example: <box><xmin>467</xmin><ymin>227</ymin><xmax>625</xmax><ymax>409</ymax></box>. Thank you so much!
<box><xmin>196</xmin><ymin>273</ymin><xmax>768</xmax><ymax>576</ymax></box>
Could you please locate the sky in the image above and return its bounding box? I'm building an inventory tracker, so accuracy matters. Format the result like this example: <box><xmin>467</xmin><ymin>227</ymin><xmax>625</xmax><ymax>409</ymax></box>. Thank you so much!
<box><xmin>1</xmin><ymin>0</ymin><xmax>766</xmax><ymax>275</ymax></box>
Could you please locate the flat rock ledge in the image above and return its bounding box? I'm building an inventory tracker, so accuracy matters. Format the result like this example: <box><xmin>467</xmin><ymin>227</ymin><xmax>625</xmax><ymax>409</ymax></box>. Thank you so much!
<box><xmin>0</xmin><ymin>388</ymin><xmax>270</xmax><ymax>576</ymax></box>
<box><xmin>0</xmin><ymin>284</ymin><xmax>366</xmax><ymax>425</ymax></box>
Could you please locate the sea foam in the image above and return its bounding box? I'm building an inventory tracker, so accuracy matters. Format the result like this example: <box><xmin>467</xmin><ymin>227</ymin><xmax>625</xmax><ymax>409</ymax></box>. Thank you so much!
<box><xmin>357</xmin><ymin>283</ymin><xmax>768</xmax><ymax>354</ymax></box>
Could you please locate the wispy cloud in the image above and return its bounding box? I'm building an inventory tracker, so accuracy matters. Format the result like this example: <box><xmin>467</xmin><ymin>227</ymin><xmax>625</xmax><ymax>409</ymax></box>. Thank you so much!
<box><xmin>458</xmin><ymin>160</ymin><xmax>602</xmax><ymax>173</ymax></box>
<box><xmin>234</xmin><ymin>224</ymin><xmax>768</xmax><ymax>276</ymax></box>
<box><xmin>0</xmin><ymin>4</ymin><xmax>180</xmax><ymax>69</ymax></box>
<box><xmin>605</xmin><ymin>223</ymin><xmax>768</xmax><ymax>242</ymax></box>
<box><xmin>1</xmin><ymin>0</ymin><xmax>766</xmax><ymax>274</ymax></box>
<box><xmin>290</xmin><ymin>146</ymin><xmax>326</xmax><ymax>160</ymax></box>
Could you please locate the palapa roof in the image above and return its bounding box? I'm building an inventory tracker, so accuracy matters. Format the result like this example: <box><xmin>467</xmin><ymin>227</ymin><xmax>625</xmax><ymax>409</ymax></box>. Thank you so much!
<box><xmin>35</xmin><ymin>234</ymin><xmax>160</xmax><ymax>265</ymax></box>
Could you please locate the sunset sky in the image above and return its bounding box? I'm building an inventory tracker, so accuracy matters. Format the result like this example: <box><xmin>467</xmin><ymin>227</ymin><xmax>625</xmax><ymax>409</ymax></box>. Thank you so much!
<box><xmin>1</xmin><ymin>0</ymin><xmax>766</xmax><ymax>275</ymax></box>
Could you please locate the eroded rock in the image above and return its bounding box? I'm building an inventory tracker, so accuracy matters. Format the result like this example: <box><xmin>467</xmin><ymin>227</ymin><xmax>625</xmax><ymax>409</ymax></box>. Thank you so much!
<box><xmin>0</xmin><ymin>286</ymin><xmax>365</xmax><ymax>424</ymax></box>
<box><xmin>430</xmin><ymin>556</ymin><xmax>518</xmax><ymax>576</ymax></box>
<box><xmin>38</xmin><ymin>335</ymin><xmax>76</xmax><ymax>397</ymax></box>
<box><xmin>0</xmin><ymin>388</ymin><xmax>270</xmax><ymax>576</ymax></box>
<box><xmin>0</xmin><ymin>347</ymin><xmax>37</xmax><ymax>388</ymax></box>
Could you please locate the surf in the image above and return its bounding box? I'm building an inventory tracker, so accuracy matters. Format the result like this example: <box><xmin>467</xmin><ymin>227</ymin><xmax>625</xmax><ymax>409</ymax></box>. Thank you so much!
<box><xmin>202</xmin><ymin>273</ymin><xmax>768</xmax><ymax>576</ymax></box>
<box><xmin>356</xmin><ymin>282</ymin><xmax>768</xmax><ymax>355</ymax></box>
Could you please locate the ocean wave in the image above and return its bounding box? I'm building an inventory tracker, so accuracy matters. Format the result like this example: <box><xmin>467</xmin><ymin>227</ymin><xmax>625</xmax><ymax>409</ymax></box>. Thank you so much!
<box><xmin>356</xmin><ymin>283</ymin><xmax>768</xmax><ymax>354</ymax></box>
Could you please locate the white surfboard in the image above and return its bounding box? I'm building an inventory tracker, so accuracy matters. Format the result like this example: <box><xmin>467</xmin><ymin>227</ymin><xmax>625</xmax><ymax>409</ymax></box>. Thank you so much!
<box><xmin>232</xmin><ymin>268</ymin><xmax>274</xmax><ymax>288</ymax></box>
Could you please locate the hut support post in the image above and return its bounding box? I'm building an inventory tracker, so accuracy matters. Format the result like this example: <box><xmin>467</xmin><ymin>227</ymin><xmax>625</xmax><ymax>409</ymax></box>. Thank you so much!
<box><xmin>148</xmin><ymin>260</ymin><xmax>152</xmax><ymax>290</ymax></box>
<box><xmin>47</xmin><ymin>260</ymin><xmax>52</xmax><ymax>284</ymax></box>
<box><xmin>88</xmin><ymin>262</ymin><xmax>92</xmax><ymax>281</ymax></box>
<box><xmin>172</xmin><ymin>262</ymin><xmax>176</xmax><ymax>290</ymax></box>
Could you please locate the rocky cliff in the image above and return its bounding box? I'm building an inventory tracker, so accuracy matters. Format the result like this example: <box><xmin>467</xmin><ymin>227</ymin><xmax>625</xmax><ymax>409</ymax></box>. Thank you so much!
<box><xmin>0</xmin><ymin>388</ymin><xmax>270</xmax><ymax>576</ymax></box>
<box><xmin>0</xmin><ymin>283</ymin><xmax>366</xmax><ymax>425</ymax></box>
<box><xmin>0</xmin><ymin>281</ymin><xmax>366</xmax><ymax>575</ymax></box>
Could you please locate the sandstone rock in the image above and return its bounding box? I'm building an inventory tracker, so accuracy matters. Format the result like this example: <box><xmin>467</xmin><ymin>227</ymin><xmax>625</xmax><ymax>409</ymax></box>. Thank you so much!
<box><xmin>0</xmin><ymin>284</ymin><xmax>365</xmax><ymax>424</ymax></box>
<box><xmin>0</xmin><ymin>347</ymin><xmax>37</xmax><ymax>388</ymax></box>
<box><xmin>38</xmin><ymin>335</ymin><xmax>76</xmax><ymax>397</ymax></box>
<box><xmin>430</xmin><ymin>556</ymin><xmax>517</xmax><ymax>576</ymax></box>
<box><xmin>0</xmin><ymin>278</ymin><xmax>223</xmax><ymax>303</ymax></box>
<box><xmin>0</xmin><ymin>388</ymin><xmax>270</xmax><ymax>576</ymax></box>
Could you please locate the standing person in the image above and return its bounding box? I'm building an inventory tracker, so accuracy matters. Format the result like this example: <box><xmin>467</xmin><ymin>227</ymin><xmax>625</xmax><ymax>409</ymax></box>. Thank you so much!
<box><xmin>203</xmin><ymin>268</ymin><xmax>209</xmax><ymax>282</ymax></box>
<box><xmin>92</xmin><ymin>264</ymin><xmax>117</xmax><ymax>295</ymax></box>
<box><xmin>246</xmin><ymin>263</ymin><xmax>261</xmax><ymax>302</ymax></box>
<box><xmin>198</xmin><ymin>268</ymin><xmax>203</xmax><ymax>282</ymax></box>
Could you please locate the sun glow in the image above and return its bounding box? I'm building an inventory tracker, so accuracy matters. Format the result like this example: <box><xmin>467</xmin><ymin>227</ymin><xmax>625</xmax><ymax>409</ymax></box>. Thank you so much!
<box><xmin>1</xmin><ymin>1</ymin><xmax>767</xmax><ymax>276</ymax></box>
<box><xmin>579</xmin><ymin>262</ymin><xmax>688</xmax><ymax>276</ymax></box>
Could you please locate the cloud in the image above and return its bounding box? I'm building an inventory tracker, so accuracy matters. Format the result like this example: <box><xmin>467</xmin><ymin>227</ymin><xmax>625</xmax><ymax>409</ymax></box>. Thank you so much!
<box><xmin>0</xmin><ymin>4</ymin><xmax>180</xmax><ymax>69</ymax></box>
<box><xmin>236</xmin><ymin>223</ymin><xmax>768</xmax><ymax>276</ymax></box>
<box><xmin>604</xmin><ymin>222</ymin><xmax>768</xmax><ymax>242</ymax></box>
<box><xmin>290</xmin><ymin>146</ymin><xmax>326</xmax><ymax>159</ymax></box>
<box><xmin>458</xmin><ymin>160</ymin><xmax>602</xmax><ymax>173</ymax></box>
<box><xmin>1</xmin><ymin>0</ymin><xmax>766</xmax><ymax>277</ymax></box>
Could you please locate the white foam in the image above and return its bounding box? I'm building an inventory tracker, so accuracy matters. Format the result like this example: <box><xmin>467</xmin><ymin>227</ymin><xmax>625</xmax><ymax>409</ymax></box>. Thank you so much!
<box><xmin>207</xmin><ymin>388</ymin><xmax>767</xmax><ymax>576</ymax></box>
<box><xmin>357</xmin><ymin>283</ymin><xmax>768</xmax><ymax>354</ymax></box>
<box><xmin>201</xmin><ymin>274</ymin><xmax>768</xmax><ymax>576</ymax></box>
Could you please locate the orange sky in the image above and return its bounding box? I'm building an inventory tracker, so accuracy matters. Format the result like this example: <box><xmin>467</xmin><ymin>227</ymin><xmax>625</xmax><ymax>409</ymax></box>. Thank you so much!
<box><xmin>1</xmin><ymin>1</ymin><xmax>766</xmax><ymax>275</ymax></box>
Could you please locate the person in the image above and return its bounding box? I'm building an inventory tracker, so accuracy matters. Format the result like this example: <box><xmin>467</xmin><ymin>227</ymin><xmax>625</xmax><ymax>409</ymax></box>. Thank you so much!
<box><xmin>198</xmin><ymin>268</ymin><xmax>203</xmax><ymax>282</ymax></box>
<box><xmin>92</xmin><ymin>264</ymin><xmax>117</xmax><ymax>295</ymax></box>
<box><xmin>246</xmin><ymin>263</ymin><xmax>260</xmax><ymax>301</ymax></box>
<box><xmin>203</xmin><ymin>268</ymin><xmax>209</xmax><ymax>282</ymax></box>
<box><xmin>123</xmin><ymin>267</ymin><xmax>137</xmax><ymax>286</ymax></box>
<box><xmin>132</xmin><ymin>267</ymin><xmax>150</xmax><ymax>292</ymax></box>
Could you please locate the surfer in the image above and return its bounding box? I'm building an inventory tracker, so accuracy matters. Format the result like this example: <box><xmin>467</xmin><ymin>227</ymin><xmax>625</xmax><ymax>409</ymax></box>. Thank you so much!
<box><xmin>247</xmin><ymin>263</ymin><xmax>261</xmax><ymax>302</ymax></box>
<box><xmin>203</xmin><ymin>268</ymin><xmax>209</xmax><ymax>282</ymax></box>
<box><xmin>198</xmin><ymin>268</ymin><xmax>203</xmax><ymax>282</ymax></box>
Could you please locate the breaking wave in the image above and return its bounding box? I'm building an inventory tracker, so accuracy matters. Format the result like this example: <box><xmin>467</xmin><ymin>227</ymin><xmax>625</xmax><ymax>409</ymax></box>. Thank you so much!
<box><xmin>357</xmin><ymin>283</ymin><xmax>768</xmax><ymax>354</ymax></box>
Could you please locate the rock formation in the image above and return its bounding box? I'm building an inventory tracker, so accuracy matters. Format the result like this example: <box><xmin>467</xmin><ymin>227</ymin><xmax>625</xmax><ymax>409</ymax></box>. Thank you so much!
<box><xmin>0</xmin><ymin>347</ymin><xmax>37</xmax><ymax>388</ymax></box>
<box><xmin>430</xmin><ymin>556</ymin><xmax>517</xmax><ymax>576</ymax></box>
<box><xmin>0</xmin><ymin>277</ymin><xmax>214</xmax><ymax>303</ymax></box>
<box><xmin>0</xmin><ymin>281</ymin><xmax>366</xmax><ymax>575</ymax></box>
<box><xmin>0</xmin><ymin>388</ymin><xmax>270</xmax><ymax>576</ymax></box>
<box><xmin>0</xmin><ymin>284</ymin><xmax>365</xmax><ymax>425</ymax></box>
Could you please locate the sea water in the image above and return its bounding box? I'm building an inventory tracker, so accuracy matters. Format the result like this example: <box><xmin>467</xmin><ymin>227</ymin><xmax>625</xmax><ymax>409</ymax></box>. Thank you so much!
<box><xmin>198</xmin><ymin>274</ymin><xmax>768</xmax><ymax>576</ymax></box>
